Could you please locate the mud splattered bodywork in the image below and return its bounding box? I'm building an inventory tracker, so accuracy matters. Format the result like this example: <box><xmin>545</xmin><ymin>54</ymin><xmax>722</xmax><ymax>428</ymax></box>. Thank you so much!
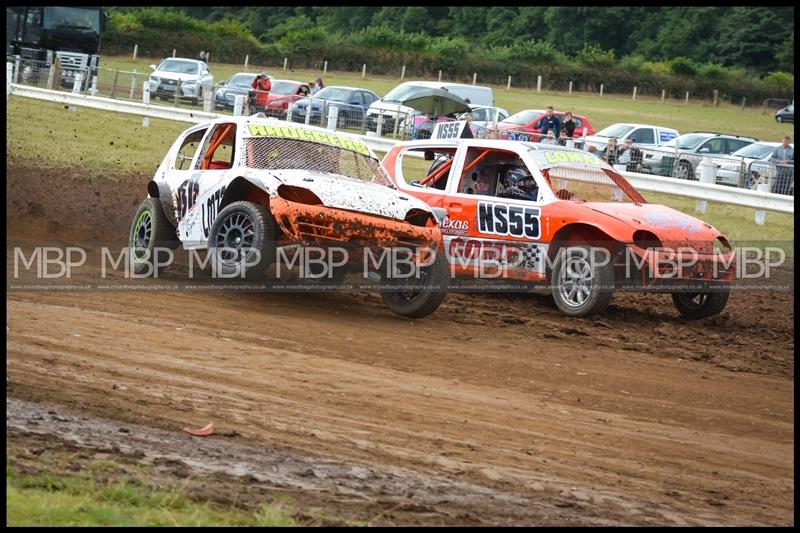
<box><xmin>144</xmin><ymin>117</ymin><xmax>442</xmax><ymax>251</ymax></box>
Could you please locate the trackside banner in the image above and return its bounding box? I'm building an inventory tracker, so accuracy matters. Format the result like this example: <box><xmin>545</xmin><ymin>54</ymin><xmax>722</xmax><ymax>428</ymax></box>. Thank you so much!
<box><xmin>246</xmin><ymin>124</ymin><xmax>372</xmax><ymax>157</ymax></box>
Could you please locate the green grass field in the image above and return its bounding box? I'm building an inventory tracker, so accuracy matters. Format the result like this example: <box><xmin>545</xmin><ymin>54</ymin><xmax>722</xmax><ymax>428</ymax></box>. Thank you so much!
<box><xmin>96</xmin><ymin>54</ymin><xmax>792</xmax><ymax>143</ymax></box>
<box><xmin>6</xmin><ymin>95</ymin><xmax>793</xmax><ymax>244</ymax></box>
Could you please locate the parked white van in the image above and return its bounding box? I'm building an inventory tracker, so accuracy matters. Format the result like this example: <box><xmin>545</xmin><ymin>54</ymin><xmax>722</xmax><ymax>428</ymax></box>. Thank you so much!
<box><xmin>365</xmin><ymin>81</ymin><xmax>494</xmax><ymax>133</ymax></box>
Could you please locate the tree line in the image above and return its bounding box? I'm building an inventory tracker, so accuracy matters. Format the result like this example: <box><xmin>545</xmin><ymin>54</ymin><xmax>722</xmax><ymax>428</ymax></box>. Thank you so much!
<box><xmin>102</xmin><ymin>7</ymin><xmax>794</xmax><ymax>103</ymax></box>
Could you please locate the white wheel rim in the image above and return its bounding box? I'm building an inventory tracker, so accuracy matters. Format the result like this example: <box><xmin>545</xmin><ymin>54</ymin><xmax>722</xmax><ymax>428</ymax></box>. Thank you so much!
<box><xmin>559</xmin><ymin>256</ymin><xmax>593</xmax><ymax>308</ymax></box>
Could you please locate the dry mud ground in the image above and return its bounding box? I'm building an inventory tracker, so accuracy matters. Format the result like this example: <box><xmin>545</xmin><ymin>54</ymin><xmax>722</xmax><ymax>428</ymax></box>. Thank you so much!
<box><xmin>6</xmin><ymin>162</ymin><xmax>795</xmax><ymax>525</ymax></box>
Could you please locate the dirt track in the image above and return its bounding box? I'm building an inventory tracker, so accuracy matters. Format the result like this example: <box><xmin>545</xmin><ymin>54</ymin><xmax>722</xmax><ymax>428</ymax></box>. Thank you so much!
<box><xmin>6</xmin><ymin>162</ymin><xmax>795</xmax><ymax>525</ymax></box>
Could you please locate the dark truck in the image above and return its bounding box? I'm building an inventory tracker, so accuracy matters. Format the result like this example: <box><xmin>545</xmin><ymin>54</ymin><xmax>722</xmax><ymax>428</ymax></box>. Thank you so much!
<box><xmin>7</xmin><ymin>6</ymin><xmax>107</xmax><ymax>90</ymax></box>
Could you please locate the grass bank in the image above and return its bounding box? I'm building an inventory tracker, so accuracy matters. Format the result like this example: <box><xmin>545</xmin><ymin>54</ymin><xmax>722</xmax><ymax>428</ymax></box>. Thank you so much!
<box><xmin>6</xmin><ymin>441</ymin><xmax>298</xmax><ymax>526</ymax></box>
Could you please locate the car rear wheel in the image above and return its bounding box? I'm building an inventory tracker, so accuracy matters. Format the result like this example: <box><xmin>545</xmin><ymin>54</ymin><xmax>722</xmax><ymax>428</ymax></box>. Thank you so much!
<box><xmin>381</xmin><ymin>252</ymin><xmax>448</xmax><ymax>319</ymax></box>
<box><xmin>208</xmin><ymin>201</ymin><xmax>278</xmax><ymax>280</ymax></box>
<box><xmin>129</xmin><ymin>198</ymin><xmax>179</xmax><ymax>276</ymax></box>
<box><xmin>671</xmin><ymin>288</ymin><xmax>729</xmax><ymax>319</ymax></box>
<box><xmin>550</xmin><ymin>245</ymin><xmax>614</xmax><ymax>317</ymax></box>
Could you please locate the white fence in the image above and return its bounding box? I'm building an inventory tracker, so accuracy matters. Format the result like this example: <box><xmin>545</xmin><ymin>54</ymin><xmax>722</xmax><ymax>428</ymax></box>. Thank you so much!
<box><xmin>7</xmin><ymin>82</ymin><xmax>793</xmax><ymax>219</ymax></box>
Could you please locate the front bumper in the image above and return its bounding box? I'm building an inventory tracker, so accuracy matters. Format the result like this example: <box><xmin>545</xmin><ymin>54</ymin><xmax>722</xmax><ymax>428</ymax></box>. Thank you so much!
<box><xmin>615</xmin><ymin>246</ymin><xmax>735</xmax><ymax>291</ymax></box>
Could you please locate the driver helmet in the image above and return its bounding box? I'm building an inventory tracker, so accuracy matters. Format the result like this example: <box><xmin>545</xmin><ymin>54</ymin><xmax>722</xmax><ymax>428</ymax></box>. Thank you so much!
<box><xmin>506</xmin><ymin>167</ymin><xmax>538</xmax><ymax>201</ymax></box>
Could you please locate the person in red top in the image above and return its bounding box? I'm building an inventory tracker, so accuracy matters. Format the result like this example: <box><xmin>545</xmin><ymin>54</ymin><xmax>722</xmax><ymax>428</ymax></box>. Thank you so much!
<box><xmin>250</xmin><ymin>71</ymin><xmax>272</xmax><ymax>112</ymax></box>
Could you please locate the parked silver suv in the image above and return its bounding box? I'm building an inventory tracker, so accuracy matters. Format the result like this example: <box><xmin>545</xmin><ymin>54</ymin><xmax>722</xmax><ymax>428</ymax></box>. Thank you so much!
<box><xmin>640</xmin><ymin>132</ymin><xmax>758</xmax><ymax>179</ymax></box>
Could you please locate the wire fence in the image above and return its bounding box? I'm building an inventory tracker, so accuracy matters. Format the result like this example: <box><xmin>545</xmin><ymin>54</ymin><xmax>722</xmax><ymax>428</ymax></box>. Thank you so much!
<box><xmin>8</xmin><ymin>54</ymin><xmax>794</xmax><ymax>196</ymax></box>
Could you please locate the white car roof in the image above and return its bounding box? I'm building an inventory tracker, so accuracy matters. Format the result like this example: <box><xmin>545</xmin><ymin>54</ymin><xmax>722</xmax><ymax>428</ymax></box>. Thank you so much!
<box><xmin>602</xmin><ymin>123</ymin><xmax>679</xmax><ymax>131</ymax></box>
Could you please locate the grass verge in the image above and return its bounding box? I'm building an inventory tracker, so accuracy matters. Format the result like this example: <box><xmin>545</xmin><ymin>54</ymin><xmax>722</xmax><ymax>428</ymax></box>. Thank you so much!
<box><xmin>6</xmin><ymin>443</ymin><xmax>297</xmax><ymax>526</ymax></box>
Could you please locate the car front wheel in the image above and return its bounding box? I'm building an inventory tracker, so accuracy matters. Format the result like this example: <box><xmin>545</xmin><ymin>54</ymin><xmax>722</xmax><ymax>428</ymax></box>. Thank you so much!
<box><xmin>776</xmin><ymin>115</ymin><xmax>784</xmax><ymax>123</ymax></box>
<box><xmin>671</xmin><ymin>288</ymin><xmax>729</xmax><ymax>319</ymax></box>
<box><xmin>208</xmin><ymin>201</ymin><xmax>278</xmax><ymax>280</ymax></box>
<box><xmin>550</xmin><ymin>245</ymin><xmax>614</xmax><ymax>317</ymax></box>
<box><xmin>674</xmin><ymin>160</ymin><xmax>695</xmax><ymax>180</ymax></box>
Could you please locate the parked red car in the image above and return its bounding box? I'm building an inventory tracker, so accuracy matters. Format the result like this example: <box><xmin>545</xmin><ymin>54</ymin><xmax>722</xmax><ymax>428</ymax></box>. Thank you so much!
<box><xmin>494</xmin><ymin>109</ymin><xmax>596</xmax><ymax>140</ymax></box>
<box><xmin>264</xmin><ymin>79</ymin><xmax>311</xmax><ymax>117</ymax></box>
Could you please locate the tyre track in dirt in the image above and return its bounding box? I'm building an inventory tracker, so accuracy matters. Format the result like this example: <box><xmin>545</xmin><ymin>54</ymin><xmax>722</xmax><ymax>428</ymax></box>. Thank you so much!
<box><xmin>5</xmin><ymin>161</ymin><xmax>795</xmax><ymax>525</ymax></box>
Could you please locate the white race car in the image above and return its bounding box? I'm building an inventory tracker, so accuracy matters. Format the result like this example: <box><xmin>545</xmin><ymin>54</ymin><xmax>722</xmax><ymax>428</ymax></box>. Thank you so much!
<box><xmin>128</xmin><ymin>116</ymin><xmax>448</xmax><ymax>318</ymax></box>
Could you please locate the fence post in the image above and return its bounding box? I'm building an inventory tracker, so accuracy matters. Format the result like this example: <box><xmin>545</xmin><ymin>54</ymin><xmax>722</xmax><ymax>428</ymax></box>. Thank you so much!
<box><xmin>142</xmin><ymin>81</ymin><xmax>150</xmax><ymax>127</ymax></box>
<box><xmin>174</xmin><ymin>79</ymin><xmax>181</xmax><ymax>107</ymax></box>
<box><xmin>133</xmin><ymin>44</ymin><xmax>138</xmax><ymax>59</ymax></box>
<box><xmin>695</xmin><ymin>157</ymin><xmax>717</xmax><ymax>213</ymax></box>
<box><xmin>376</xmin><ymin>114</ymin><xmax>384</xmax><ymax>137</ymax></box>
<box><xmin>362</xmin><ymin>64</ymin><xmax>366</xmax><ymax>78</ymax></box>
<box><xmin>713</xmin><ymin>89</ymin><xmax>719</xmax><ymax>107</ymax></box>
<box><xmin>46</xmin><ymin>63</ymin><xmax>55</xmax><ymax>90</ymax></box>
<box><xmin>536</xmin><ymin>75</ymin><xmax>542</xmax><ymax>93</ymax></box>
<box><xmin>305</xmin><ymin>97</ymin><xmax>312</xmax><ymax>125</ymax></box>
<box><xmin>324</xmin><ymin>60</ymin><xmax>328</xmax><ymax>75</ymax></box>
<box><xmin>685</xmin><ymin>91</ymin><xmax>689</xmax><ymax>104</ymax></box>
<box><xmin>754</xmin><ymin>183</ymin><xmax>770</xmax><ymax>225</ymax></box>
<box><xmin>661</xmin><ymin>89</ymin><xmax>666</xmax><ymax>102</ymax></box>
<box><xmin>283</xmin><ymin>57</ymin><xmax>287</xmax><ymax>71</ymax></box>
<box><xmin>244</xmin><ymin>54</ymin><xmax>249</xmax><ymax>67</ymax></box>
<box><xmin>129</xmin><ymin>69</ymin><xmax>137</xmax><ymax>99</ymax></box>
<box><xmin>326</xmin><ymin>104</ymin><xmax>339</xmax><ymax>131</ymax></box>
<box><xmin>507</xmin><ymin>76</ymin><xmax>512</xmax><ymax>90</ymax></box>
<box><xmin>69</xmin><ymin>72</ymin><xmax>83</xmax><ymax>113</ymax></box>
<box><xmin>6</xmin><ymin>63</ymin><xmax>13</xmax><ymax>99</ymax></box>
<box><xmin>600</xmin><ymin>83</ymin><xmax>604</xmax><ymax>97</ymax></box>
<box><xmin>13</xmin><ymin>55</ymin><xmax>20</xmax><ymax>84</ymax></box>
<box><xmin>472</xmin><ymin>72</ymin><xmax>477</xmax><ymax>85</ymax></box>
<box><xmin>401</xmin><ymin>65</ymin><xmax>405</xmax><ymax>80</ymax></box>
<box><xmin>172</xmin><ymin>49</ymin><xmax>176</xmax><ymax>58</ymax></box>
<box><xmin>740</xmin><ymin>97</ymin><xmax>746</xmax><ymax>109</ymax></box>
<box><xmin>203</xmin><ymin>81</ymin><xmax>213</xmax><ymax>112</ymax></box>
<box><xmin>438</xmin><ymin>70</ymin><xmax>442</xmax><ymax>82</ymax></box>
<box><xmin>632</xmin><ymin>86</ymin><xmax>637</xmax><ymax>100</ymax></box>
<box><xmin>110</xmin><ymin>69</ymin><xmax>119</xmax><ymax>98</ymax></box>
<box><xmin>568</xmin><ymin>81</ymin><xmax>573</xmax><ymax>95</ymax></box>
<box><xmin>90</xmin><ymin>75</ymin><xmax>97</xmax><ymax>96</ymax></box>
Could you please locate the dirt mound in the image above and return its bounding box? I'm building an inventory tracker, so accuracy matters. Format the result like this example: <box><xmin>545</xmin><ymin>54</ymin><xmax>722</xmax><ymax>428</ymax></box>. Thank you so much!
<box><xmin>6</xmin><ymin>159</ymin><xmax>147</xmax><ymax>242</ymax></box>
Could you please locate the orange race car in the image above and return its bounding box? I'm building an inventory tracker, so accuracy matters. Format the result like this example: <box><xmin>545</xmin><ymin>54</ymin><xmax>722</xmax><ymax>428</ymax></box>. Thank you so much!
<box><xmin>381</xmin><ymin>136</ymin><xmax>736</xmax><ymax>318</ymax></box>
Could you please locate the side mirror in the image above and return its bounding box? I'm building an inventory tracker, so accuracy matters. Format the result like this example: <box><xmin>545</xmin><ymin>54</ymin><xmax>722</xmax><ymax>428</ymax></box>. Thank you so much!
<box><xmin>219</xmin><ymin>80</ymin><xmax>226</xmax><ymax>85</ymax></box>
<box><xmin>698</xmin><ymin>147</ymin><xmax>710</xmax><ymax>153</ymax></box>
<box><xmin>424</xmin><ymin>151</ymin><xmax>435</xmax><ymax>161</ymax></box>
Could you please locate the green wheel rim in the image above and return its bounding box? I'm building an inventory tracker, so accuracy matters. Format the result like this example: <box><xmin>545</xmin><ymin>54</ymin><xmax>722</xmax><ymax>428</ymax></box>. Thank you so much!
<box><xmin>132</xmin><ymin>209</ymin><xmax>153</xmax><ymax>260</ymax></box>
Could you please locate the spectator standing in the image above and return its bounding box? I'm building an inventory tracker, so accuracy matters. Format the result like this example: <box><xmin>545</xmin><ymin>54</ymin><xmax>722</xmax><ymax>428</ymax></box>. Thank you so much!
<box><xmin>617</xmin><ymin>137</ymin><xmax>644</xmax><ymax>172</ymax></box>
<box><xmin>250</xmin><ymin>71</ymin><xmax>272</xmax><ymax>112</ymax></box>
<box><xmin>769</xmin><ymin>135</ymin><xmax>794</xmax><ymax>195</ymax></box>
<box><xmin>197</xmin><ymin>50</ymin><xmax>207</xmax><ymax>63</ymax></box>
<box><xmin>541</xmin><ymin>130</ymin><xmax>559</xmax><ymax>145</ymax></box>
<box><xmin>310</xmin><ymin>77</ymin><xmax>324</xmax><ymax>96</ymax></box>
<box><xmin>539</xmin><ymin>106</ymin><xmax>562</xmax><ymax>138</ymax></box>
<box><xmin>562</xmin><ymin>112</ymin><xmax>576</xmax><ymax>138</ymax></box>
<box><xmin>601</xmin><ymin>138</ymin><xmax>620</xmax><ymax>165</ymax></box>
